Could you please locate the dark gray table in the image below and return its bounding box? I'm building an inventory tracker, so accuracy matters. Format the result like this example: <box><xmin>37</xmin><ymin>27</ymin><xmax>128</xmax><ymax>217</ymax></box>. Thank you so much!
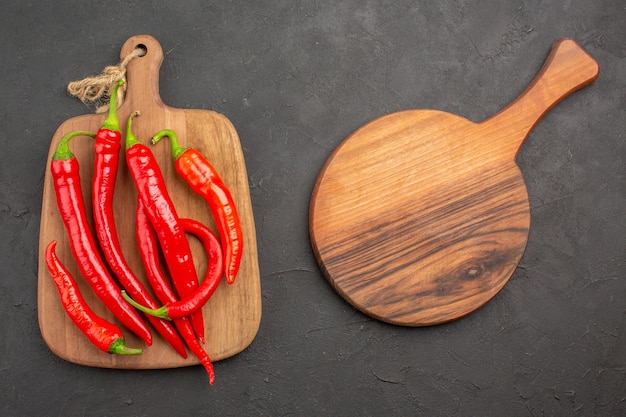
<box><xmin>2</xmin><ymin>1</ymin><xmax>624</xmax><ymax>416</ymax></box>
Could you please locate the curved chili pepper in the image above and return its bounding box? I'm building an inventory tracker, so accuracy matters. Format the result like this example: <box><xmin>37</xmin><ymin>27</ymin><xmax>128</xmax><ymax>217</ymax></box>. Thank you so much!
<box><xmin>45</xmin><ymin>241</ymin><xmax>142</xmax><ymax>355</ymax></box>
<box><xmin>51</xmin><ymin>130</ymin><xmax>152</xmax><ymax>345</ymax></box>
<box><xmin>123</xmin><ymin>216</ymin><xmax>223</xmax><ymax>320</ymax></box>
<box><xmin>124</xmin><ymin>112</ymin><xmax>205</xmax><ymax>343</ymax></box>
<box><xmin>92</xmin><ymin>81</ymin><xmax>186</xmax><ymax>358</ymax></box>
<box><xmin>133</xmin><ymin>200</ymin><xmax>215</xmax><ymax>384</ymax></box>
<box><xmin>152</xmin><ymin>129</ymin><xmax>243</xmax><ymax>285</ymax></box>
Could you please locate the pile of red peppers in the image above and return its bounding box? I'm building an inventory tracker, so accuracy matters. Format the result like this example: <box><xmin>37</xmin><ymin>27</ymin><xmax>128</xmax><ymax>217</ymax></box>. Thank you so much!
<box><xmin>44</xmin><ymin>80</ymin><xmax>243</xmax><ymax>384</ymax></box>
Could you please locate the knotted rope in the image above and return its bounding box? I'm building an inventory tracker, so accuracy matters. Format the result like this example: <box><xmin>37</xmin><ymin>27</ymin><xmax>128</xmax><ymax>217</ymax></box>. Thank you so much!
<box><xmin>67</xmin><ymin>47</ymin><xmax>145</xmax><ymax>113</ymax></box>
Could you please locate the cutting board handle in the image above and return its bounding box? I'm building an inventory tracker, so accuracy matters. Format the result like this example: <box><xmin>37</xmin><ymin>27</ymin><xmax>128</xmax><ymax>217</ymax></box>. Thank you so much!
<box><xmin>119</xmin><ymin>34</ymin><xmax>166</xmax><ymax>112</ymax></box>
<box><xmin>485</xmin><ymin>38</ymin><xmax>599</xmax><ymax>154</ymax></box>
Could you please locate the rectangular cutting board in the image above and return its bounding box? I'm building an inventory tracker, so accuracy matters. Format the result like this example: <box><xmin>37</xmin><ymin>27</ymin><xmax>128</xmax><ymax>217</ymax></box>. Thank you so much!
<box><xmin>37</xmin><ymin>35</ymin><xmax>261</xmax><ymax>369</ymax></box>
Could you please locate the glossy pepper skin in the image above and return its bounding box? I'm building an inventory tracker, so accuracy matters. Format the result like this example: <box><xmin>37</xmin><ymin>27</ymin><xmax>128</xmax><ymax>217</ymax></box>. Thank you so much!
<box><xmin>152</xmin><ymin>129</ymin><xmax>243</xmax><ymax>285</ymax></box>
<box><xmin>124</xmin><ymin>112</ymin><xmax>205</xmax><ymax>343</ymax></box>
<box><xmin>124</xmin><ymin>216</ymin><xmax>223</xmax><ymax>320</ymax></box>
<box><xmin>45</xmin><ymin>241</ymin><xmax>142</xmax><ymax>355</ymax></box>
<box><xmin>92</xmin><ymin>81</ymin><xmax>186</xmax><ymax>358</ymax></box>
<box><xmin>51</xmin><ymin>130</ymin><xmax>152</xmax><ymax>345</ymax></box>
<box><xmin>133</xmin><ymin>200</ymin><xmax>215</xmax><ymax>384</ymax></box>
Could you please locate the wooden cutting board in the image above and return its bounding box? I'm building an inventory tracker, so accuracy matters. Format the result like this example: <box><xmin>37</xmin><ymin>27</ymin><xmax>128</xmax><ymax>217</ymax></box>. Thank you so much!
<box><xmin>310</xmin><ymin>38</ymin><xmax>599</xmax><ymax>326</ymax></box>
<box><xmin>38</xmin><ymin>35</ymin><xmax>261</xmax><ymax>368</ymax></box>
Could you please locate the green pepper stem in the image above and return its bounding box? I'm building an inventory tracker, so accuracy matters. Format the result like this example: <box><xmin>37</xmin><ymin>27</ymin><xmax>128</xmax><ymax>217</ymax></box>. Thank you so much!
<box><xmin>121</xmin><ymin>290</ymin><xmax>170</xmax><ymax>320</ymax></box>
<box><xmin>151</xmin><ymin>129</ymin><xmax>187</xmax><ymax>159</ymax></box>
<box><xmin>52</xmin><ymin>131</ymin><xmax>96</xmax><ymax>160</ymax></box>
<box><xmin>101</xmin><ymin>79</ymin><xmax>124</xmax><ymax>131</ymax></box>
<box><xmin>125</xmin><ymin>111</ymin><xmax>143</xmax><ymax>150</ymax></box>
<box><xmin>108</xmin><ymin>338</ymin><xmax>143</xmax><ymax>355</ymax></box>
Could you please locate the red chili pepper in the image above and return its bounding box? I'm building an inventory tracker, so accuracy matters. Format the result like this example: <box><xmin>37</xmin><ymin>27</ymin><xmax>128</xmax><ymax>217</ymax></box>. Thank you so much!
<box><xmin>51</xmin><ymin>130</ymin><xmax>152</xmax><ymax>345</ymax></box>
<box><xmin>152</xmin><ymin>129</ymin><xmax>243</xmax><ymax>285</ymax></box>
<box><xmin>124</xmin><ymin>112</ymin><xmax>205</xmax><ymax>343</ymax></box>
<box><xmin>133</xmin><ymin>200</ymin><xmax>215</xmax><ymax>384</ymax></box>
<box><xmin>92</xmin><ymin>81</ymin><xmax>186</xmax><ymax>358</ymax></box>
<box><xmin>123</xmin><ymin>215</ymin><xmax>223</xmax><ymax>320</ymax></box>
<box><xmin>45</xmin><ymin>241</ymin><xmax>143</xmax><ymax>355</ymax></box>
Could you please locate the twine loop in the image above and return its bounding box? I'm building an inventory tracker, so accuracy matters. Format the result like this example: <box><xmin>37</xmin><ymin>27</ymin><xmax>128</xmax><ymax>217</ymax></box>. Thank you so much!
<box><xmin>66</xmin><ymin>47</ymin><xmax>145</xmax><ymax>113</ymax></box>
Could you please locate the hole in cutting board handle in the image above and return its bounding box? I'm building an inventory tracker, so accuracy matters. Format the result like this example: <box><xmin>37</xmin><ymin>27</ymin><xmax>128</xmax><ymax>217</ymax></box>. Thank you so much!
<box><xmin>134</xmin><ymin>44</ymin><xmax>147</xmax><ymax>57</ymax></box>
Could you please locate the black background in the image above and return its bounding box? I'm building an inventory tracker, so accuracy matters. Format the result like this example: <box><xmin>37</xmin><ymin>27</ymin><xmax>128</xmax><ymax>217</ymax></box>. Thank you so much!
<box><xmin>1</xmin><ymin>1</ymin><xmax>625</xmax><ymax>416</ymax></box>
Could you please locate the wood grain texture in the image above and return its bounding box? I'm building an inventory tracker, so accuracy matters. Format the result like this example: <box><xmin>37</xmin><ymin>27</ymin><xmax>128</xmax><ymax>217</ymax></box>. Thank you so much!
<box><xmin>38</xmin><ymin>35</ymin><xmax>261</xmax><ymax>368</ymax></box>
<box><xmin>310</xmin><ymin>38</ymin><xmax>599</xmax><ymax>326</ymax></box>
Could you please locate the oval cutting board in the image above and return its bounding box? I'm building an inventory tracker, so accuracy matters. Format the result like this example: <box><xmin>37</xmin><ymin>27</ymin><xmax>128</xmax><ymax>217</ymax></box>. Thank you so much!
<box><xmin>38</xmin><ymin>35</ymin><xmax>261</xmax><ymax>368</ymax></box>
<box><xmin>310</xmin><ymin>39</ymin><xmax>599</xmax><ymax>326</ymax></box>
